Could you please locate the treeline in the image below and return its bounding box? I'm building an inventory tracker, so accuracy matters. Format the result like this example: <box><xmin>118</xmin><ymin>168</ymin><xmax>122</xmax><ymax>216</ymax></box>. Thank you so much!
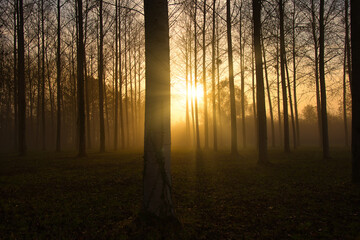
<box><xmin>0</xmin><ymin>0</ymin><xmax>352</xmax><ymax>156</ymax></box>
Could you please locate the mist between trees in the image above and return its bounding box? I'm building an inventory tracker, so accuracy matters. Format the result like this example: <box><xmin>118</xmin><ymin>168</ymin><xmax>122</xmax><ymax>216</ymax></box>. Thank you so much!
<box><xmin>0</xmin><ymin>0</ymin><xmax>352</xmax><ymax>153</ymax></box>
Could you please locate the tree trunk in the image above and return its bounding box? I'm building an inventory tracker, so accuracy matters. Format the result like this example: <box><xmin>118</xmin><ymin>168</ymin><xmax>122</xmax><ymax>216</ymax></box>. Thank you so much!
<box><xmin>292</xmin><ymin>0</ymin><xmax>300</xmax><ymax>146</ymax></box>
<box><xmin>143</xmin><ymin>0</ymin><xmax>175</xmax><ymax>218</ymax></box>
<box><xmin>18</xmin><ymin>0</ymin><xmax>26</xmax><ymax>155</ymax></box>
<box><xmin>202</xmin><ymin>0</ymin><xmax>209</xmax><ymax>150</ymax></box>
<box><xmin>98</xmin><ymin>0</ymin><xmax>105</xmax><ymax>153</ymax></box>
<box><xmin>279</xmin><ymin>0</ymin><xmax>290</xmax><ymax>152</ymax></box>
<box><xmin>253</xmin><ymin>0</ymin><xmax>268</xmax><ymax>163</ymax></box>
<box><xmin>226</xmin><ymin>0</ymin><xmax>238</xmax><ymax>155</ymax></box>
<box><xmin>194</xmin><ymin>0</ymin><xmax>201</xmax><ymax>153</ymax></box>
<box><xmin>77</xmin><ymin>0</ymin><xmax>86</xmax><ymax>157</ymax></box>
<box><xmin>319</xmin><ymin>0</ymin><xmax>330</xmax><ymax>159</ymax></box>
<box><xmin>346</xmin><ymin>0</ymin><xmax>352</xmax><ymax>91</ymax></box>
<box><xmin>56</xmin><ymin>0</ymin><xmax>61</xmax><ymax>152</ymax></box>
<box><xmin>84</xmin><ymin>0</ymin><xmax>92</xmax><ymax>149</ymax></box>
<box><xmin>239</xmin><ymin>2</ymin><xmax>246</xmax><ymax>149</ymax></box>
<box><xmin>114</xmin><ymin>0</ymin><xmax>119</xmax><ymax>150</ymax></box>
<box><xmin>285</xmin><ymin>54</ymin><xmax>297</xmax><ymax>149</ymax></box>
<box><xmin>276</xmin><ymin>37</ymin><xmax>282</xmax><ymax>146</ymax></box>
<box><xmin>261</xmin><ymin>36</ymin><xmax>275</xmax><ymax>148</ymax></box>
<box><xmin>41</xmin><ymin>0</ymin><xmax>46</xmax><ymax>151</ymax></box>
<box><xmin>343</xmin><ymin>44</ymin><xmax>349</xmax><ymax>147</ymax></box>
<box><xmin>211</xmin><ymin>0</ymin><xmax>217</xmax><ymax>151</ymax></box>
<box><xmin>351</xmin><ymin>0</ymin><xmax>360</xmax><ymax>183</ymax></box>
<box><xmin>14</xmin><ymin>1</ymin><xmax>18</xmax><ymax>150</ymax></box>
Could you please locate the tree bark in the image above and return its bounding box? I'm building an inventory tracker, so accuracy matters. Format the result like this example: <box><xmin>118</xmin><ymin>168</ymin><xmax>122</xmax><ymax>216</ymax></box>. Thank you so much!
<box><xmin>143</xmin><ymin>0</ymin><xmax>175</xmax><ymax>217</ymax></box>
<box><xmin>194</xmin><ymin>0</ymin><xmax>201</xmax><ymax>153</ymax></box>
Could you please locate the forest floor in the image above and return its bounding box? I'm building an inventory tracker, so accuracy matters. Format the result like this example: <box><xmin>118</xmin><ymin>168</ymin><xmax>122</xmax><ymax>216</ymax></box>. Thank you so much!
<box><xmin>0</xmin><ymin>148</ymin><xmax>360</xmax><ymax>239</ymax></box>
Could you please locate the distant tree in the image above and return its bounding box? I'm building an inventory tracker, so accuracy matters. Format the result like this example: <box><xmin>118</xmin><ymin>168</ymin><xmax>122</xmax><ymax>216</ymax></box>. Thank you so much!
<box><xmin>194</xmin><ymin>0</ymin><xmax>201</xmax><ymax>153</ymax></box>
<box><xmin>202</xmin><ymin>0</ymin><xmax>209</xmax><ymax>150</ymax></box>
<box><xmin>143</xmin><ymin>0</ymin><xmax>175</xmax><ymax>218</ymax></box>
<box><xmin>211</xmin><ymin>0</ymin><xmax>217</xmax><ymax>151</ymax></box>
<box><xmin>18</xmin><ymin>0</ymin><xmax>26</xmax><ymax>155</ymax></box>
<box><xmin>226</xmin><ymin>0</ymin><xmax>238</xmax><ymax>156</ymax></box>
<box><xmin>253</xmin><ymin>0</ymin><xmax>268</xmax><ymax>163</ymax></box>
<box><xmin>279</xmin><ymin>0</ymin><xmax>290</xmax><ymax>153</ymax></box>
<box><xmin>56</xmin><ymin>0</ymin><xmax>61</xmax><ymax>152</ymax></box>
<box><xmin>98</xmin><ymin>0</ymin><xmax>105</xmax><ymax>153</ymax></box>
<box><xmin>319</xmin><ymin>0</ymin><xmax>330</xmax><ymax>159</ymax></box>
<box><xmin>77</xmin><ymin>0</ymin><xmax>86</xmax><ymax>157</ymax></box>
<box><xmin>351</xmin><ymin>0</ymin><xmax>360</xmax><ymax>183</ymax></box>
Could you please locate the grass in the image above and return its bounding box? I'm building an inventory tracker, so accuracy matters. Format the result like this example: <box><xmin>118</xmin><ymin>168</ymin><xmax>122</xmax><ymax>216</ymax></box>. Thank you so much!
<box><xmin>0</xmin><ymin>148</ymin><xmax>359</xmax><ymax>239</ymax></box>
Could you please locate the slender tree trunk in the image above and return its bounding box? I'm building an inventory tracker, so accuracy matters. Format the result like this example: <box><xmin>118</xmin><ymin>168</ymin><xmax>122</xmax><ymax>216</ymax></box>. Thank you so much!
<box><xmin>276</xmin><ymin>37</ymin><xmax>282</xmax><ymax>146</ymax></box>
<box><xmin>216</xmin><ymin>13</ymin><xmax>222</xmax><ymax>149</ymax></box>
<box><xmin>143</xmin><ymin>0</ymin><xmax>175</xmax><ymax>218</ymax></box>
<box><xmin>251</xmin><ymin>41</ymin><xmax>257</xmax><ymax>146</ymax></box>
<box><xmin>319</xmin><ymin>0</ymin><xmax>330</xmax><ymax>159</ymax></box>
<box><xmin>56</xmin><ymin>0</ymin><xmax>61</xmax><ymax>152</ymax></box>
<box><xmin>285</xmin><ymin>54</ymin><xmax>297</xmax><ymax>149</ymax></box>
<box><xmin>41</xmin><ymin>0</ymin><xmax>46</xmax><ymax>150</ymax></box>
<box><xmin>279</xmin><ymin>0</ymin><xmax>290</xmax><ymax>152</ymax></box>
<box><xmin>124</xmin><ymin>14</ymin><xmax>130</xmax><ymax>147</ymax></box>
<box><xmin>98</xmin><ymin>0</ymin><xmax>105</xmax><ymax>153</ymax></box>
<box><xmin>77</xmin><ymin>0</ymin><xmax>86</xmax><ymax>157</ymax></box>
<box><xmin>114</xmin><ymin>0</ymin><xmax>119</xmax><ymax>150</ymax></box>
<box><xmin>194</xmin><ymin>0</ymin><xmax>201</xmax><ymax>153</ymax></box>
<box><xmin>185</xmin><ymin>28</ymin><xmax>190</xmax><ymax>145</ymax></box>
<box><xmin>292</xmin><ymin>0</ymin><xmax>300</xmax><ymax>146</ymax></box>
<box><xmin>84</xmin><ymin>0</ymin><xmax>91</xmax><ymax>149</ymax></box>
<box><xmin>345</xmin><ymin>0</ymin><xmax>352</xmax><ymax>91</ymax></box>
<box><xmin>253</xmin><ymin>0</ymin><xmax>267</xmax><ymax>163</ymax></box>
<box><xmin>226</xmin><ymin>0</ymin><xmax>238</xmax><ymax>155</ymax></box>
<box><xmin>311</xmin><ymin>0</ymin><xmax>322</xmax><ymax>147</ymax></box>
<box><xmin>351</xmin><ymin>0</ymin><xmax>360</xmax><ymax>183</ymax></box>
<box><xmin>119</xmin><ymin>8</ymin><xmax>124</xmax><ymax>149</ymax></box>
<box><xmin>239</xmin><ymin>3</ymin><xmax>246</xmax><ymax>149</ymax></box>
<box><xmin>14</xmin><ymin>1</ymin><xmax>18</xmax><ymax>150</ymax></box>
<box><xmin>211</xmin><ymin>0</ymin><xmax>217</xmax><ymax>151</ymax></box>
<box><xmin>262</xmin><ymin>37</ymin><xmax>275</xmax><ymax>148</ymax></box>
<box><xmin>343</xmin><ymin>44</ymin><xmax>349</xmax><ymax>147</ymax></box>
<box><xmin>202</xmin><ymin>0</ymin><xmax>209</xmax><ymax>150</ymax></box>
<box><xmin>18</xmin><ymin>0</ymin><xmax>26</xmax><ymax>155</ymax></box>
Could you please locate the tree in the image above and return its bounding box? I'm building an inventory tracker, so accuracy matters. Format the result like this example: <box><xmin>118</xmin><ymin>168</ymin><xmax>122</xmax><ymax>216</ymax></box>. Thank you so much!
<box><xmin>194</xmin><ymin>0</ymin><xmax>201</xmax><ymax>153</ymax></box>
<box><xmin>77</xmin><ymin>0</ymin><xmax>86</xmax><ymax>157</ymax></box>
<box><xmin>253</xmin><ymin>0</ymin><xmax>267</xmax><ymax>163</ymax></box>
<box><xmin>319</xmin><ymin>0</ymin><xmax>330</xmax><ymax>159</ymax></box>
<box><xmin>98</xmin><ymin>0</ymin><xmax>105</xmax><ymax>153</ymax></box>
<box><xmin>279</xmin><ymin>0</ymin><xmax>290</xmax><ymax>152</ymax></box>
<box><xmin>56</xmin><ymin>0</ymin><xmax>61</xmax><ymax>152</ymax></box>
<box><xmin>351</xmin><ymin>0</ymin><xmax>360</xmax><ymax>183</ymax></box>
<box><xmin>211</xmin><ymin>0</ymin><xmax>217</xmax><ymax>151</ymax></box>
<box><xmin>18</xmin><ymin>0</ymin><xmax>26</xmax><ymax>155</ymax></box>
<box><xmin>143</xmin><ymin>0</ymin><xmax>175</xmax><ymax>218</ymax></box>
<box><xmin>226</xmin><ymin>0</ymin><xmax>238</xmax><ymax>155</ymax></box>
<box><xmin>202</xmin><ymin>0</ymin><xmax>209</xmax><ymax>150</ymax></box>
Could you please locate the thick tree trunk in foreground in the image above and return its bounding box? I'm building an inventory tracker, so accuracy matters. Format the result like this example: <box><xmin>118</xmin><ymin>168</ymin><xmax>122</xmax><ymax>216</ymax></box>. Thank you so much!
<box><xmin>319</xmin><ymin>0</ymin><xmax>330</xmax><ymax>159</ymax></box>
<box><xmin>226</xmin><ymin>0</ymin><xmax>238</xmax><ymax>155</ymax></box>
<box><xmin>18</xmin><ymin>0</ymin><xmax>26</xmax><ymax>155</ymax></box>
<box><xmin>77</xmin><ymin>0</ymin><xmax>86</xmax><ymax>157</ymax></box>
<box><xmin>351</xmin><ymin>0</ymin><xmax>360</xmax><ymax>183</ymax></box>
<box><xmin>253</xmin><ymin>0</ymin><xmax>268</xmax><ymax>163</ymax></box>
<box><xmin>143</xmin><ymin>0</ymin><xmax>174</xmax><ymax>217</ymax></box>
